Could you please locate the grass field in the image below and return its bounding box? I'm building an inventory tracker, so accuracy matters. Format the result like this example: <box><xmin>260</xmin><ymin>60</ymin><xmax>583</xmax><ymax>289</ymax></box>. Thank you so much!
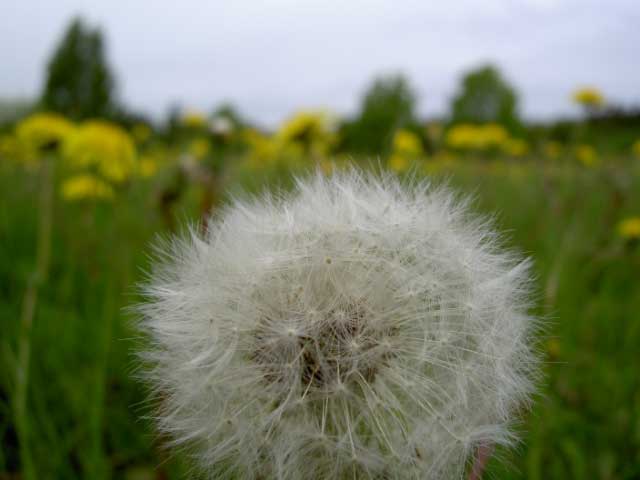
<box><xmin>1</xmin><ymin>154</ymin><xmax>639</xmax><ymax>479</ymax></box>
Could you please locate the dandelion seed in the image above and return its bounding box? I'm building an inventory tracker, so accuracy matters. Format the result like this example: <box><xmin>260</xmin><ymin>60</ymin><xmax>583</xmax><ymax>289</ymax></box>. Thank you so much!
<box><xmin>136</xmin><ymin>168</ymin><xmax>540</xmax><ymax>479</ymax></box>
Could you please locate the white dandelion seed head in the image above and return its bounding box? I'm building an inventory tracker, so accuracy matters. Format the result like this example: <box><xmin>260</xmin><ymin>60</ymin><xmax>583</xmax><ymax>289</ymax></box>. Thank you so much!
<box><xmin>137</xmin><ymin>169</ymin><xmax>540</xmax><ymax>479</ymax></box>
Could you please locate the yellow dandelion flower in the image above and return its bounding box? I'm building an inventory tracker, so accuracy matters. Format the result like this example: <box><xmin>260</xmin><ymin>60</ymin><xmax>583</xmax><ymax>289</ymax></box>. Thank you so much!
<box><xmin>631</xmin><ymin>140</ymin><xmax>640</xmax><ymax>158</ymax></box>
<box><xmin>15</xmin><ymin>112</ymin><xmax>74</xmax><ymax>153</ymax></box>
<box><xmin>276</xmin><ymin>110</ymin><xmax>337</xmax><ymax>156</ymax></box>
<box><xmin>61</xmin><ymin>174</ymin><xmax>114</xmax><ymax>201</ymax></box>
<box><xmin>63</xmin><ymin>120</ymin><xmax>137</xmax><ymax>183</ymax></box>
<box><xmin>575</xmin><ymin>144</ymin><xmax>598</xmax><ymax>167</ymax></box>
<box><xmin>181</xmin><ymin>110</ymin><xmax>207</xmax><ymax>129</ymax></box>
<box><xmin>445</xmin><ymin>123</ymin><xmax>508</xmax><ymax>150</ymax></box>
<box><xmin>572</xmin><ymin>87</ymin><xmax>605</xmax><ymax>107</ymax></box>
<box><xmin>617</xmin><ymin>217</ymin><xmax>640</xmax><ymax>240</ymax></box>
<box><xmin>393</xmin><ymin>129</ymin><xmax>423</xmax><ymax>157</ymax></box>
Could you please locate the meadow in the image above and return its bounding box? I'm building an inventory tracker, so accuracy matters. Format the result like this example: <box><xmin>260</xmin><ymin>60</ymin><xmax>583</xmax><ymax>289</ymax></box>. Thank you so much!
<box><xmin>1</xmin><ymin>112</ymin><xmax>640</xmax><ymax>479</ymax></box>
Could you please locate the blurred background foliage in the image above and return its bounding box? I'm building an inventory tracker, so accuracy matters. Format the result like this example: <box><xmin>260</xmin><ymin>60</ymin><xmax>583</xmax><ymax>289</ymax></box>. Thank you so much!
<box><xmin>1</xmin><ymin>15</ymin><xmax>640</xmax><ymax>480</ymax></box>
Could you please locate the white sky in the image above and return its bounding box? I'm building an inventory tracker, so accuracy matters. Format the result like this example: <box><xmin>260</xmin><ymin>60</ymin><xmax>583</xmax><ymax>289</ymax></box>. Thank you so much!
<box><xmin>2</xmin><ymin>0</ymin><xmax>639</xmax><ymax>126</ymax></box>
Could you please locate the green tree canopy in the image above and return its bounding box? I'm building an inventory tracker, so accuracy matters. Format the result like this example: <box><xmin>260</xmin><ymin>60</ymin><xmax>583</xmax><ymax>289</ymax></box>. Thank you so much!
<box><xmin>450</xmin><ymin>65</ymin><xmax>520</xmax><ymax>131</ymax></box>
<box><xmin>341</xmin><ymin>74</ymin><xmax>418</xmax><ymax>154</ymax></box>
<box><xmin>41</xmin><ymin>18</ymin><xmax>115</xmax><ymax>120</ymax></box>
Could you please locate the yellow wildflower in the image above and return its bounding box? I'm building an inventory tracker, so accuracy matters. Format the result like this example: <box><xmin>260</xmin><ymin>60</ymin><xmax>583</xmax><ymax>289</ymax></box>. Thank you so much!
<box><xmin>617</xmin><ymin>217</ymin><xmax>640</xmax><ymax>240</ymax></box>
<box><xmin>445</xmin><ymin>123</ymin><xmax>508</xmax><ymax>150</ymax></box>
<box><xmin>276</xmin><ymin>110</ymin><xmax>337</xmax><ymax>156</ymax></box>
<box><xmin>181</xmin><ymin>110</ymin><xmax>207</xmax><ymax>129</ymax></box>
<box><xmin>15</xmin><ymin>112</ymin><xmax>74</xmax><ymax>153</ymax></box>
<box><xmin>572</xmin><ymin>87</ymin><xmax>605</xmax><ymax>108</ymax></box>
<box><xmin>632</xmin><ymin>140</ymin><xmax>640</xmax><ymax>158</ymax></box>
<box><xmin>61</xmin><ymin>174</ymin><xmax>114</xmax><ymax>201</ymax></box>
<box><xmin>63</xmin><ymin>120</ymin><xmax>137</xmax><ymax>183</ymax></box>
<box><xmin>575</xmin><ymin>144</ymin><xmax>598</xmax><ymax>167</ymax></box>
<box><xmin>392</xmin><ymin>129</ymin><xmax>423</xmax><ymax>157</ymax></box>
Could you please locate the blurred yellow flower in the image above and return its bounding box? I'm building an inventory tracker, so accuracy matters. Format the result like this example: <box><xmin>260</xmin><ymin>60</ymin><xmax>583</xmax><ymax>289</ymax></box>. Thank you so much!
<box><xmin>617</xmin><ymin>217</ymin><xmax>640</xmax><ymax>240</ymax></box>
<box><xmin>131</xmin><ymin>123</ymin><xmax>152</xmax><ymax>143</ymax></box>
<box><xmin>181</xmin><ymin>110</ymin><xmax>207</xmax><ymax>129</ymax></box>
<box><xmin>632</xmin><ymin>140</ymin><xmax>640</xmax><ymax>158</ymax></box>
<box><xmin>572</xmin><ymin>87</ymin><xmax>605</xmax><ymax>108</ymax></box>
<box><xmin>445</xmin><ymin>123</ymin><xmax>508</xmax><ymax>150</ymax></box>
<box><xmin>63</xmin><ymin>120</ymin><xmax>137</xmax><ymax>183</ymax></box>
<box><xmin>276</xmin><ymin>110</ymin><xmax>337</xmax><ymax>156</ymax></box>
<box><xmin>543</xmin><ymin>141</ymin><xmax>563</xmax><ymax>159</ymax></box>
<box><xmin>61</xmin><ymin>174</ymin><xmax>114</xmax><ymax>201</ymax></box>
<box><xmin>15</xmin><ymin>112</ymin><xmax>74</xmax><ymax>153</ymax></box>
<box><xmin>392</xmin><ymin>129</ymin><xmax>423</xmax><ymax>157</ymax></box>
<box><xmin>501</xmin><ymin>138</ymin><xmax>529</xmax><ymax>157</ymax></box>
<box><xmin>188</xmin><ymin>137</ymin><xmax>212</xmax><ymax>159</ymax></box>
<box><xmin>388</xmin><ymin>153</ymin><xmax>410</xmax><ymax>173</ymax></box>
<box><xmin>575</xmin><ymin>144</ymin><xmax>598</xmax><ymax>167</ymax></box>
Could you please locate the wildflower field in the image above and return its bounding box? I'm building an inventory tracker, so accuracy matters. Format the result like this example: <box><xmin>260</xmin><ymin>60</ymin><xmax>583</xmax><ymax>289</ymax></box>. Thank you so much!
<box><xmin>1</xmin><ymin>106</ymin><xmax>639</xmax><ymax>479</ymax></box>
<box><xmin>2</xmin><ymin>13</ymin><xmax>640</xmax><ymax>476</ymax></box>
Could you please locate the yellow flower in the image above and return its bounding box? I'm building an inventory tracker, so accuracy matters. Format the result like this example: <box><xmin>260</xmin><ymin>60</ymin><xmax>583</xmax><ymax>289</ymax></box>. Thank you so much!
<box><xmin>131</xmin><ymin>123</ymin><xmax>152</xmax><ymax>143</ymax></box>
<box><xmin>388</xmin><ymin>153</ymin><xmax>410</xmax><ymax>173</ymax></box>
<box><xmin>572</xmin><ymin>87</ymin><xmax>605</xmax><ymax>107</ymax></box>
<box><xmin>501</xmin><ymin>138</ymin><xmax>529</xmax><ymax>157</ymax></box>
<box><xmin>181</xmin><ymin>110</ymin><xmax>207</xmax><ymax>129</ymax></box>
<box><xmin>276</xmin><ymin>110</ymin><xmax>337</xmax><ymax>156</ymax></box>
<box><xmin>617</xmin><ymin>217</ymin><xmax>640</xmax><ymax>240</ymax></box>
<box><xmin>189</xmin><ymin>138</ymin><xmax>212</xmax><ymax>159</ymax></box>
<box><xmin>63</xmin><ymin>120</ymin><xmax>137</xmax><ymax>183</ymax></box>
<box><xmin>575</xmin><ymin>144</ymin><xmax>598</xmax><ymax>167</ymax></box>
<box><xmin>61</xmin><ymin>174</ymin><xmax>114</xmax><ymax>201</ymax></box>
<box><xmin>445</xmin><ymin>123</ymin><xmax>508</xmax><ymax>150</ymax></box>
<box><xmin>632</xmin><ymin>140</ymin><xmax>640</xmax><ymax>158</ymax></box>
<box><xmin>543</xmin><ymin>141</ymin><xmax>563</xmax><ymax>159</ymax></box>
<box><xmin>15</xmin><ymin>112</ymin><xmax>74</xmax><ymax>153</ymax></box>
<box><xmin>392</xmin><ymin>129</ymin><xmax>423</xmax><ymax>157</ymax></box>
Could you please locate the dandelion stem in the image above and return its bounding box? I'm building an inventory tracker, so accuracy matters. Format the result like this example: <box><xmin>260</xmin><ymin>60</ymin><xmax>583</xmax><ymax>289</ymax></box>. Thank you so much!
<box><xmin>15</xmin><ymin>155</ymin><xmax>55</xmax><ymax>480</ymax></box>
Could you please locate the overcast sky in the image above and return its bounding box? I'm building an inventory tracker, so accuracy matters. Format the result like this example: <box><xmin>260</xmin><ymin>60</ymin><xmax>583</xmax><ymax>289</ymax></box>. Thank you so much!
<box><xmin>2</xmin><ymin>0</ymin><xmax>639</xmax><ymax>126</ymax></box>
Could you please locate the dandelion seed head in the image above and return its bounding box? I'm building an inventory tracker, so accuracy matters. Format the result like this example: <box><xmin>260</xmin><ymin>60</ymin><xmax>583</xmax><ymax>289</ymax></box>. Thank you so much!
<box><xmin>137</xmin><ymin>168</ymin><xmax>540</xmax><ymax>479</ymax></box>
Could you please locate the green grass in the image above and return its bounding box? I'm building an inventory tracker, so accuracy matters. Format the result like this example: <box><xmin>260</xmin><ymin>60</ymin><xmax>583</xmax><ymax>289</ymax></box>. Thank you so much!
<box><xmin>1</xmin><ymin>157</ymin><xmax>639</xmax><ymax>479</ymax></box>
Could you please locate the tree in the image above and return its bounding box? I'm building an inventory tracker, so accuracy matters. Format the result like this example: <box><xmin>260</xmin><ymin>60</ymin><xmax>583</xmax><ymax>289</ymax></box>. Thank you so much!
<box><xmin>341</xmin><ymin>74</ymin><xmax>418</xmax><ymax>154</ymax></box>
<box><xmin>41</xmin><ymin>18</ymin><xmax>115</xmax><ymax>119</ymax></box>
<box><xmin>450</xmin><ymin>65</ymin><xmax>520</xmax><ymax>131</ymax></box>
